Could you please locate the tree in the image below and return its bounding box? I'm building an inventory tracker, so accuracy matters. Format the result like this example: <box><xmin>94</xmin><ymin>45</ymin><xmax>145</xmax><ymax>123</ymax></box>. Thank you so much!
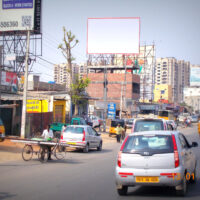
<box><xmin>58</xmin><ymin>27</ymin><xmax>79</xmax><ymax>119</ymax></box>
<box><xmin>71</xmin><ymin>75</ymin><xmax>90</xmax><ymax>115</ymax></box>
<box><xmin>58</xmin><ymin>27</ymin><xmax>79</xmax><ymax>87</ymax></box>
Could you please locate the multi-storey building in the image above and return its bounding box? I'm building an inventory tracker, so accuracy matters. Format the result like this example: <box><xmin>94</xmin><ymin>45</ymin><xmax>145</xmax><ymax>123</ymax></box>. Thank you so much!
<box><xmin>155</xmin><ymin>57</ymin><xmax>190</xmax><ymax>103</ymax></box>
<box><xmin>54</xmin><ymin>63</ymin><xmax>79</xmax><ymax>89</ymax></box>
<box><xmin>79</xmin><ymin>63</ymin><xmax>88</xmax><ymax>79</ymax></box>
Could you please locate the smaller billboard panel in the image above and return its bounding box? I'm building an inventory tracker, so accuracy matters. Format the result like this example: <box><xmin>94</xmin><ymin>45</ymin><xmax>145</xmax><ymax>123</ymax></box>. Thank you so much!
<box><xmin>0</xmin><ymin>0</ymin><xmax>41</xmax><ymax>33</ymax></box>
<box><xmin>1</xmin><ymin>71</ymin><xmax>17</xmax><ymax>86</ymax></box>
<box><xmin>87</xmin><ymin>17</ymin><xmax>140</xmax><ymax>54</ymax></box>
<box><xmin>190</xmin><ymin>67</ymin><xmax>200</xmax><ymax>86</ymax></box>
<box><xmin>27</xmin><ymin>100</ymin><xmax>48</xmax><ymax>113</ymax></box>
<box><xmin>107</xmin><ymin>102</ymin><xmax>116</xmax><ymax>119</ymax></box>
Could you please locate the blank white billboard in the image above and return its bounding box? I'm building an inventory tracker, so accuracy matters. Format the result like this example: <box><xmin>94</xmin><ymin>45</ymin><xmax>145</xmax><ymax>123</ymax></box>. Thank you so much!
<box><xmin>87</xmin><ymin>17</ymin><xmax>140</xmax><ymax>54</ymax></box>
<box><xmin>0</xmin><ymin>0</ymin><xmax>41</xmax><ymax>33</ymax></box>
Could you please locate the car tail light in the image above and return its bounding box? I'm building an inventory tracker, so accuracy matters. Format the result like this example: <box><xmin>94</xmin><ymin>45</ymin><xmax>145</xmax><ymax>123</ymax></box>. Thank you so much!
<box><xmin>60</xmin><ymin>135</ymin><xmax>63</xmax><ymax>140</ymax></box>
<box><xmin>117</xmin><ymin>151</ymin><xmax>122</xmax><ymax>167</ymax></box>
<box><xmin>82</xmin><ymin>130</ymin><xmax>86</xmax><ymax>141</ymax></box>
<box><xmin>117</xmin><ymin>136</ymin><xmax>129</xmax><ymax>168</ymax></box>
<box><xmin>172</xmin><ymin>134</ymin><xmax>179</xmax><ymax>168</ymax></box>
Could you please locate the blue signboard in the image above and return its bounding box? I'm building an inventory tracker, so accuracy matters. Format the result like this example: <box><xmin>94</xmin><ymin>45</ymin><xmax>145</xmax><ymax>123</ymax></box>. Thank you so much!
<box><xmin>107</xmin><ymin>103</ymin><xmax>116</xmax><ymax>119</ymax></box>
<box><xmin>3</xmin><ymin>0</ymin><xmax>33</xmax><ymax>9</ymax></box>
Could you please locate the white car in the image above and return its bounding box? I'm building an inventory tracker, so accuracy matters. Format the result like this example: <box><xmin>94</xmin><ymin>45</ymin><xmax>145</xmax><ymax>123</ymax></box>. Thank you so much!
<box><xmin>60</xmin><ymin>125</ymin><xmax>102</xmax><ymax>153</ymax></box>
<box><xmin>89</xmin><ymin>115</ymin><xmax>102</xmax><ymax>128</ymax></box>
<box><xmin>115</xmin><ymin>131</ymin><xmax>198</xmax><ymax>196</ymax></box>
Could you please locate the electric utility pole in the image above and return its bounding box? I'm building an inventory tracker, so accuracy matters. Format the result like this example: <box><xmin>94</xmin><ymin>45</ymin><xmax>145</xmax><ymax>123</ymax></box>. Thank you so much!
<box><xmin>20</xmin><ymin>30</ymin><xmax>30</xmax><ymax>138</ymax></box>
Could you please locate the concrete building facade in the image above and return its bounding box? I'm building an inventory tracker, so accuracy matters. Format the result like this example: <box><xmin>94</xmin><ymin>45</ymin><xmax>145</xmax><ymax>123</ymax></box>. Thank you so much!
<box><xmin>86</xmin><ymin>70</ymin><xmax>140</xmax><ymax>117</ymax></box>
<box><xmin>184</xmin><ymin>87</ymin><xmax>200</xmax><ymax>113</ymax></box>
<box><xmin>155</xmin><ymin>57</ymin><xmax>190</xmax><ymax>103</ymax></box>
<box><xmin>54</xmin><ymin>63</ymin><xmax>79</xmax><ymax>89</ymax></box>
<box><xmin>154</xmin><ymin>84</ymin><xmax>172</xmax><ymax>103</ymax></box>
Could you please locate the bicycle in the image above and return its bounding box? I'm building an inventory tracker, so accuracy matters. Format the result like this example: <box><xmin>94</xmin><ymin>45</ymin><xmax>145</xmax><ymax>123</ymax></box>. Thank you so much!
<box><xmin>22</xmin><ymin>139</ymin><xmax>67</xmax><ymax>162</ymax></box>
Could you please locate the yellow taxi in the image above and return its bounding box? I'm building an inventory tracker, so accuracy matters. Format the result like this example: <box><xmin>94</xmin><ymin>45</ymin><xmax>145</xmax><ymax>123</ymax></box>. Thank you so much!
<box><xmin>0</xmin><ymin>118</ymin><xmax>5</xmax><ymax>142</ymax></box>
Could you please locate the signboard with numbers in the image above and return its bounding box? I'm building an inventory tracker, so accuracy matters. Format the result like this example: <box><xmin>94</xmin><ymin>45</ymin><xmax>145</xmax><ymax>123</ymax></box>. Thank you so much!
<box><xmin>107</xmin><ymin>103</ymin><xmax>116</xmax><ymax>119</ymax></box>
<box><xmin>0</xmin><ymin>0</ymin><xmax>41</xmax><ymax>33</ymax></box>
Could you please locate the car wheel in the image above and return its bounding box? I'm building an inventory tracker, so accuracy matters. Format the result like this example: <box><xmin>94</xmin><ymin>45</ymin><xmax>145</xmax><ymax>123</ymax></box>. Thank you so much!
<box><xmin>176</xmin><ymin>174</ymin><xmax>187</xmax><ymax>196</ymax></box>
<box><xmin>83</xmin><ymin>143</ymin><xmax>89</xmax><ymax>153</ymax></box>
<box><xmin>117</xmin><ymin>186</ymin><xmax>128</xmax><ymax>196</ymax></box>
<box><xmin>97</xmin><ymin>141</ymin><xmax>102</xmax><ymax>151</ymax></box>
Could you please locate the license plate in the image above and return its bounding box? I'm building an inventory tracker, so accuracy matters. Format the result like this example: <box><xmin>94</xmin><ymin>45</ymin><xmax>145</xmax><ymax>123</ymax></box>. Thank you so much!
<box><xmin>67</xmin><ymin>142</ymin><xmax>77</xmax><ymax>145</ymax></box>
<box><xmin>136</xmin><ymin>176</ymin><xmax>159</xmax><ymax>183</ymax></box>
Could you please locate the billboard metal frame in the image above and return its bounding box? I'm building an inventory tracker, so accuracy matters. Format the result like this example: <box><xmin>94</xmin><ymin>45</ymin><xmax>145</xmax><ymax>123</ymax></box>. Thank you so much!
<box><xmin>0</xmin><ymin>31</ymin><xmax>42</xmax><ymax>75</ymax></box>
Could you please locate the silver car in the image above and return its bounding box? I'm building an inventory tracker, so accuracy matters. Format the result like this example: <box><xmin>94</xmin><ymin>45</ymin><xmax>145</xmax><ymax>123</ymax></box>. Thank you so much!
<box><xmin>60</xmin><ymin>125</ymin><xmax>102</xmax><ymax>153</ymax></box>
<box><xmin>115</xmin><ymin>131</ymin><xmax>198</xmax><ymax>196</ymax></box>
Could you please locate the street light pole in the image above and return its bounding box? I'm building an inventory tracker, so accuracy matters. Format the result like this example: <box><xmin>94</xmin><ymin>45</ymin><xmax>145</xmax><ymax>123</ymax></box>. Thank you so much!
<box><xmin>20</xmin><ymin>30</ymin><xmax>30</xmax><ymax>139</ymax></box>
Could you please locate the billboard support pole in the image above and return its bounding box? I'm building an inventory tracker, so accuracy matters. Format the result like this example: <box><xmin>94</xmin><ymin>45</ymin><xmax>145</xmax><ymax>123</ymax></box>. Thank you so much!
<box><xmin>20</xmin><ymin>30</ymin><xmax>30</xmax><ymax>139</ymax></box>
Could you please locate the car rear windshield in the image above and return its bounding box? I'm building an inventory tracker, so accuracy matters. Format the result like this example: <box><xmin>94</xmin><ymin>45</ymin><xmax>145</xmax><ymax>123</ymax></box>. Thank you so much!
<box><xmin>134</xmin><ymin>120</ymin><xmax>164</xmax><ymax>132</ymax></box>
<box><xmin>65</xmin><ymin>127</ymin><xmax>84</xmax><ymax>134</ymax></box>
<box><xmin>111</xmin><ymin>121</ymin><xmax>124</xmax><ymax>127</ymax></box>
<box><xmin>123</xmin><ymin>135</ymin><xmax>173</xmax><ymax>155</ymax></box>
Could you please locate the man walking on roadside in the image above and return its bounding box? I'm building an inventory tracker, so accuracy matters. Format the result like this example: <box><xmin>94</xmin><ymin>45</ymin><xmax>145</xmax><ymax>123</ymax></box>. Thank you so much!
<box><xmin>116</xmin><ymin>123</ymin><xmax>124</xmax><ymax>143</ymax></box>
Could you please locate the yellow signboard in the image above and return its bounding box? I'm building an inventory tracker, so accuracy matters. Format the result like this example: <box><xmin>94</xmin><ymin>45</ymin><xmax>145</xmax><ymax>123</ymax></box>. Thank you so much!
<box><xmin>27</xmin><ymin>100</ymin><xmax>48</xmax><ymax>113</ymax></box>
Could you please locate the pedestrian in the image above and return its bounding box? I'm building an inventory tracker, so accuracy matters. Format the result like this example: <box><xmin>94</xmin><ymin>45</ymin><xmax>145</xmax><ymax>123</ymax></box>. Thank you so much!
<box><xmin>121</xmin><ymin>124</ymin><xmax>127</xmax><ymax>140</ymax></box>
<box><xmin>116</xmin><ymin>123</ymin><xmax>124</xmax><ymax>143</ymax></box>
<box><xmin>41</xmin><ymin>124</ymin><xmax>54</xmax><ymax>160</ymax></box>
<box><xmin>61</xmin><ymin>124</ymin><xmax>67</xmax><ymax>136</ymax></box>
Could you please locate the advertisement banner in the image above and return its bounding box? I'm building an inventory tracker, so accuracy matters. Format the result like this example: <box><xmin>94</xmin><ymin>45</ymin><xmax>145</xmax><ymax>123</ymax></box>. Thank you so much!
<box><xmin>26</xmin><ymin>100</ymin><xmax>48</xmax><ymax>113</ymax></box>
<box><xmin>0</xmin><ymin>0</ymin><xmax>41</xmax><ymax>33</ymax></box>
<box><xmin>190</xmin><ymin>67</ymin><xmax>200</xmax><ymax>86</ymax></box>
<box><xmin>107</xmin><ymin>103</ymin><xmax>116</xmax><ymax>119</ymax></box>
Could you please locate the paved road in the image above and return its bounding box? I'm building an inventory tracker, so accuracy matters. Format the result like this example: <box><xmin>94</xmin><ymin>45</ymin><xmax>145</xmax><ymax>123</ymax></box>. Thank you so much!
<box><xmin>0</xmin><ymin>126</ymin><xmax>200</xmax><ymax>200</ymax></box>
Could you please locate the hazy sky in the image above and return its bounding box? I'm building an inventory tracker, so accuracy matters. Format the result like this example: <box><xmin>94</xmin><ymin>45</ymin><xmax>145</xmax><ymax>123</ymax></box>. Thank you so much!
<box><xmin>34</xmin><ymin>0</ymin><xmax>200</xmax><ymax>81</ymax></box>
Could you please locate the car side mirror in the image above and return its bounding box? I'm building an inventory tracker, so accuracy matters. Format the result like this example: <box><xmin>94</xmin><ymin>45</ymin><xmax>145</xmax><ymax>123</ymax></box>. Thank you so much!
<box><xmin>191</xmin><ymin>142</ymin><xmax>198</xmax><ymax>148</ymax></box>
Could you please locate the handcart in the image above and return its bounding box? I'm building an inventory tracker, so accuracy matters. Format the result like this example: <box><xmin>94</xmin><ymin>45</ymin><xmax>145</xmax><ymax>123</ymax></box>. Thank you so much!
<box><xmin>11</xmin><ymin>138</ymin><xmax>69</xmax><ymax>162</ymax></box>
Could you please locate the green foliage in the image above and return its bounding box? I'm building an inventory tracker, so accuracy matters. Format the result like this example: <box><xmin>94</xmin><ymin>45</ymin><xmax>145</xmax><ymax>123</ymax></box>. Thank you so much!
<box><xmin>58</xmin><ymin>27</ymin><xmax>79</xmax><ymax>66</ymax></box>
<box><xmin>71</xmin><ymin>75</ymin><xmax>90</xmax><ymax>105</ymax></box>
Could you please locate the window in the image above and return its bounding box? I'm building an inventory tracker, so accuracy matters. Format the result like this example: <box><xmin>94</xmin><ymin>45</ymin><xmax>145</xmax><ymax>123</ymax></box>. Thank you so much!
<box><xmin>179</xmin><ymin>134</ymin><xmax>190</xmax><ymax>149</ymax></box>
<box><xmin>132</xmin><ymin>83</ymin><xmax>140</xmax><ymax>94</ymax></box>
<box><xmin>122</xmin><ymin>135</ymin><xmax>173</xmax><ymax>155</ymax></box>
<box><xmin>65</xmin><ymin>127</ymin><xmax>84</xmax><ymax>134</ymax></box>
<box><xmin>134</xmin><ymin>120</ymin><xmax>164</xmax><ymax>132</ymax></box>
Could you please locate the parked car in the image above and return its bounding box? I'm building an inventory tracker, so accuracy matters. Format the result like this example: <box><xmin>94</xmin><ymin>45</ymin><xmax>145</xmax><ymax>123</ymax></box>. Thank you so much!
<box><xmin>191</xmin><ymin>115</ymin><xmax>198</xmax><ymax>123</ymax></box>
<box><xmin>50</xmin><ymin>117</ymin><xmax>88</xmax><ymax>136</ymax></box>
<box><xmin>89</xmin><ymin>115</ymin><xmax>103</xmax><ymax>128</ymax></box>
<box><xmin>125</xmin><ymin>118</ymin><xmax>134</xmax><ymax>129</ymax></box>
<box><xmin>131</xmin><ymin>118</ymin><xmax>168</xmax><ymax>133</ymax></box>
<box><xmin>115</xmin><ymin>131</ymin><xmax>198</xmax><ymax>196</ymax></box>
<box><xmin>0</xmin><ymin>118</ymin><xmax>5</xmax><ymax>142</ymax></box>
<box><xmin>60</xmin><ymin>125</ymin><xmax>102</xmax><ymax>153</ymax></box>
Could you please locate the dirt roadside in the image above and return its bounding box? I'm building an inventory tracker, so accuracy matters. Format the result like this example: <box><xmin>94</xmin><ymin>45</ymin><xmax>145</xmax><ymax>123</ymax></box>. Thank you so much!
<box><xmin>0</xmin><ymin>132</ymin><xmax>119</xmax><ymax>163</ymax></box>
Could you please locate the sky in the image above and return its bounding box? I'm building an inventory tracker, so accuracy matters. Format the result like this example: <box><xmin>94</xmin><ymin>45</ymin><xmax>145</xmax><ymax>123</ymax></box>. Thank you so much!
<box><xmin>33</xmin><ymin>0</ymin><xmax>200</xmax><ymax>82</ymax></box>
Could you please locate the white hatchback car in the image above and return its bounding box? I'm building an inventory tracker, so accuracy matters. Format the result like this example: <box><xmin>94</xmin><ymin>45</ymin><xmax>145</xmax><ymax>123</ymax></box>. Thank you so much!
<box><xmin>60</xmin><ymin>125</ymin><xmax>102</xmax><ymax>153</ymax></box>
<box><xmin>115</xmin><ymin>131</ymin><xmax>198</xmax><ymax>196</ymax></box>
